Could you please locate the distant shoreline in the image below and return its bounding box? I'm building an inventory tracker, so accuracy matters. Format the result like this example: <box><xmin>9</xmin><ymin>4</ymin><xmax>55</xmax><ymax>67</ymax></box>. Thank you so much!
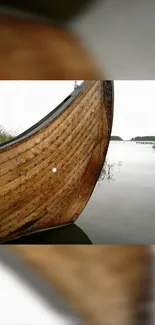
<box><xmin>130</xmin><ymin>136</ymin><xmax>155</xmax><ymax>141</ymax></box>
<box><xmin>110</xmin><ymin>136</ymin><xmax>123</xmax><ymax>141</ymax></box>
<box><xmin>111</xmin><ymin>136</ymin><xmax>155</xmax><ymax>141</ymax></box>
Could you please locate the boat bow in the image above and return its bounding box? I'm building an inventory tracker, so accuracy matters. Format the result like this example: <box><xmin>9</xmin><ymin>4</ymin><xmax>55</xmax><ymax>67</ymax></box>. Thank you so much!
<box><xmin>0</xmin><ymin>80</ymin><xmax>114</xmax><ymax>242</ymax></box>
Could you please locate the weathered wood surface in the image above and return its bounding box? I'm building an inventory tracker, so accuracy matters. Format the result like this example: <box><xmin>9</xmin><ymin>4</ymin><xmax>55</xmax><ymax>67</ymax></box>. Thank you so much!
<box><xmin>0</xmin><ymin>80</ymin><xmax>114</xmax><ymax>242</ymax></box>
<box><xmin>11</xmin><ymin>245</ymin><xmax>151</xmax><ymax>325</ymax></box>
<box><xmin>0</xmin><ymin>15</ymin><xmax>100</xmax><ymax>80</ymax></box>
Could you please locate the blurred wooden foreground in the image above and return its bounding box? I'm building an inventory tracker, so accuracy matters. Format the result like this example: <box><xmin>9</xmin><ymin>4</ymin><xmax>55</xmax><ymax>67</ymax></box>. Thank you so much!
<box><xmin>12</xmin><ymin>245</ymin><xmax>151</xmax><ymax>325</ymax></box>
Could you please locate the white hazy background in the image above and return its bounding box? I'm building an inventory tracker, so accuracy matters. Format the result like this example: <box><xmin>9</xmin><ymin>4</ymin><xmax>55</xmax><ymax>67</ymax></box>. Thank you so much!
<box><xmin>0</xmin><ymin>80</ymin><xmax>155</xmax><ymax>140</ymax></box>
<box><xmin>0</xmin><ymin>81</ymin><xmax>82</xmax><ymax>136</ymax></box>
<box><xmin>71</xmin><ymin>0</ymin><xmax>155</xmax><ymax>79</ymax></box>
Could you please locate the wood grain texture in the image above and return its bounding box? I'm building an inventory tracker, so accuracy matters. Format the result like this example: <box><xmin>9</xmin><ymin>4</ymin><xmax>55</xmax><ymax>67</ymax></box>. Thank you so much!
<box><xmin>0</xmin><ymin>15</ymin><xmax>100</xmax><ymax>80</ymax></box>
<box><xmin>11</xmin><ymin>245</ymin><xmax>151</xmax><ymax>325</ymax></box>
<box><xmin>0</xmin><ymin>81</ymin><xmax>114</xmax><ymax>242</ymax></box>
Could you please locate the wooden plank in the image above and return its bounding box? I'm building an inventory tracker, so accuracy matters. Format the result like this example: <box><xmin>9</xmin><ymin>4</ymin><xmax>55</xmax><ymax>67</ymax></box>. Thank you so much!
<box><xmin>0</xmin><ymin>15</ymin><xmax>100</xmax><ymax>80</ymax></box>
<box><xmin>11</xmin><ymin>245</ymin><xmax>151</xmax><ymax>325</ymax></box>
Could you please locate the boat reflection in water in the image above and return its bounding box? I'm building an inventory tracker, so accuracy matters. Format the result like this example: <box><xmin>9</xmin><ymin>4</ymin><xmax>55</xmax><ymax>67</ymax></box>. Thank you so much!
<box><xmin>99</xmin><ymin>160</ymin><xmax>123</xmax><ymax>183</ymax></box>
<box><xmin>4</xmin><ymin>223</ymin><xmax>92</xmax><ymax>244</ymax></box>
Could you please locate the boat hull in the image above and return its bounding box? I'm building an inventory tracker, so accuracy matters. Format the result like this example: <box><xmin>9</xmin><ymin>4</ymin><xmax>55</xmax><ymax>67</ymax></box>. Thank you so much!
<box><xmin>12</xmin><ymin>245</ymin><xmax>151</xmax><ymax>325</ymax></box>
<box><xmin>0</xmin><ymin>15</ymin><xmax>100</xmax><ymax>80</ymax></box>
<box><xmin>0</xmin><ymin>80</ymin><xmax>114</xmax><ymax>242</ymax></box>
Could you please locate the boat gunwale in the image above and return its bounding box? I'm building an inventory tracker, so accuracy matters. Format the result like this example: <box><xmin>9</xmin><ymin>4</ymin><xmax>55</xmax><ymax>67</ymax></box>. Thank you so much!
<box><xmin>0</xmin><ymin>80</ymin><xmax>87</xmax><ymax>151</ymax></box>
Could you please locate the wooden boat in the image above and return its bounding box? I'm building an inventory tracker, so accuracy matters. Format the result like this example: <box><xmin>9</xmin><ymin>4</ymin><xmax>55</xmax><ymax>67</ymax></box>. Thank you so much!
<box><xmin>11</xmin><ymin>245</ymin><xmax>151</xmax><ymax>325</ymax></box>
<box><xmin>0</xmin><ymin>80</ymin><xmax>114</xmax><ymax>242</ymax></box>
<box><xmin>0</xmin><ymin>15</ymin><xmax>100</xmax><ymax>80</ymax></box>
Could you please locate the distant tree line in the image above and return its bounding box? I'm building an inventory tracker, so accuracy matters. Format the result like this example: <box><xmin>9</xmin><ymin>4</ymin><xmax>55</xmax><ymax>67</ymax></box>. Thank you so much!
<box><xmin>130</xmin><ymin>136</ymin><xmax>155</xmax><ymax>141</ymax></box>
<box><xmin>110</xmin><ymin>136</ymin><xmax>123</xmax><ymax>141</ymax></box>
<box><xmin>0</xmin><ymin>126</ymin><xmax>14</xmax><ymax>144</ymax></box>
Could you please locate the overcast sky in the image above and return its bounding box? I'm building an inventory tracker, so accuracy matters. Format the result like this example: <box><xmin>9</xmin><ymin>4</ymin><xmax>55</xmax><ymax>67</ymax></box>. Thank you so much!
<box><xmin>0</xmin><ymin>80</ymin><xmax>154</xmax><ymax>140</ymax></box>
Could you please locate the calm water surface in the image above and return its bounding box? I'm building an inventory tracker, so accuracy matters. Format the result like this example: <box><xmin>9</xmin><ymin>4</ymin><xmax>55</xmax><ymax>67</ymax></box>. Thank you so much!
<box><xmin>76</xmin><ymin>141</ymin><xmax>155</xmax><ymax>243</ymax></box>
